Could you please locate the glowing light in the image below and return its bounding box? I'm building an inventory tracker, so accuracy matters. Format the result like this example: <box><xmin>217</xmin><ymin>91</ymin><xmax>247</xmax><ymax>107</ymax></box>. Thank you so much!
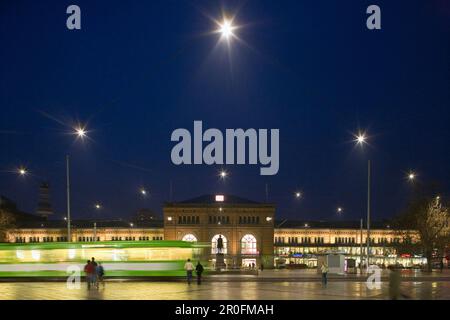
<box><xmin>408</xmin><ymin>172</ymin><xmax>416</xmax><ymax>181</ymax></box>
<box><xmin>68</xmin><ymin>249</ymin><xmax>76</xmax><ymax>259</ymax></box>
<box><xmin>31</xmin><ymin>250</ymin><xmax>41</xmax><ymax>260</ymax></box>
<box><xmin>140</xmin><ymin>188</ymin><xmax>147</xmax><ymax>196</ymax></box>
<box><xmin>266</xmin><ymin>217</ymin><xmax>273</xmax><ymax>222</ymax></box>
<box><xmin>94</xmin><ymin>203</ymin><xmax>101</xmax><ymax>210</ymax></box>
<box><xmin>129</xmin><ymin>223</ymin><xmax>134</xmax><ymax>227</ymax></box>
<box><xmin>295</xmin><ymin>192</ymin><xmax>302</xmax><ymax>199</ymax></box>
<box><xmin>219</xmin><ymin>170</ymin><xmax>228</xmax><ymax>179</ymax></box>
<box><xmin>167</xmin><ymin>216</ymin><xmax>173</xmax><ymax>221</ymax></box>
<box><xmin>75</xmin><ymin>126</ymin><xmax>87</xmax><ymax>139</ymax></box>
<box><xmin>16</xmin><ymin>250</ymin><xmax>25</xmax><ymax>260</ymax></box>
<box><xmin>18</xmin><ymin>167</ymin><xmax>27</xmax><ymax>176</ymax></box>
<box><xmin>355</xmin><ymin>133</ymin><xmax>367</xmax><ymax>145</ymax></box>
<box><xmin>219</xmin><ymin>19</ymin><xmax>235</xmax><ymax>39</ymax></box>
<box><xmin>337</xmin><ymin>207</ymin><xmax>343</xmax><ymax>213</ymax></box>
<box><xmin>215</xmin><ymin>195</ymin><xmax>225</xmax><ymax>202</ymax></box>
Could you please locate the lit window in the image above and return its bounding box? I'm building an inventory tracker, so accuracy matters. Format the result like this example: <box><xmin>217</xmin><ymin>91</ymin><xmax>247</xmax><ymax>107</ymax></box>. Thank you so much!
<box><xmin>182</xmin><ymin>234</ymin><xmax>198</xmax><ymax>242</ymax></box>
<box><xmin>241</xmin><ymin>234</ymin><xmax>257</xmax><ymax>254</ymax></box>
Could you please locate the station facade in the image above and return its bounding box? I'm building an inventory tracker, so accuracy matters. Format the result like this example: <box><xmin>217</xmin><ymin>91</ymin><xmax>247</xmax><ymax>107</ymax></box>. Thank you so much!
<box><xmin>2</xmin><ymin>194</ymin><xmax>427</xmax><ymax>268</ymax></box>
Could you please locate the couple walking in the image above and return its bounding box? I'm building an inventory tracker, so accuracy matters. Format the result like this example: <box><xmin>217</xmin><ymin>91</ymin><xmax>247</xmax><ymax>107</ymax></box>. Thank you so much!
<box><xmin>184</xmin><ymin>259</ymin><xmax>204</xmax><ymax>285</ymax></box>
<box><xmin>84</xmin><ymin>257</ymin><xmax>105</xmax><ymax>289</ymax></box>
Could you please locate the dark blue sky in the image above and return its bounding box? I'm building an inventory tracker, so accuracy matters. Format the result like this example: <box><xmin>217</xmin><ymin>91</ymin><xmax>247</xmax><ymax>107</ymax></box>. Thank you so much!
<box><xmin>1</xmin><ymin>0</ymin><xmax>449</xmax><ymax>221</ymax></box>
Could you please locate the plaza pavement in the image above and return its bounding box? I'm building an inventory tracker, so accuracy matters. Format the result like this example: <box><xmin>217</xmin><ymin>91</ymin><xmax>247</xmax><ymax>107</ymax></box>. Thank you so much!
<box><xmin>0</xmin><ymin>280</ymin><xmax>449</xmax><ymax>300</ymax></box>
<box><xmin>0</xmin><ymin>269</ymin><xmax>449</xmax><ymax>300</ymax></box>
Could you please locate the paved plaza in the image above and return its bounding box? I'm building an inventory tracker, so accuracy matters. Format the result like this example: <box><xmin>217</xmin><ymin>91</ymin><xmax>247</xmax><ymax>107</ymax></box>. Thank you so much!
<box><xmin>0</xmin><ymin>279</ymin><xmax>449</xmax><ymax>300</ymax></box>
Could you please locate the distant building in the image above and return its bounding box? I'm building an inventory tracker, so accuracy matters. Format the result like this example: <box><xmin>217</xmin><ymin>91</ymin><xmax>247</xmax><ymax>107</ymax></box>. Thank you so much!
<box><xmin>164</xmin><ymin>194</ymin><xmax>275</xmax><ymax>268</ymax></box>
<box><xmin>2</xmin><ymin>193</ymin><xmax>429</xmax><ymax>268</ymax></box>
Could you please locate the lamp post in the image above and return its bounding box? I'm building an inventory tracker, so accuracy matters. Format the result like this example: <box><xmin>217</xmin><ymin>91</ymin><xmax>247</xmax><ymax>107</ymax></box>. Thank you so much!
<box><xmin>66</xmin><ymin>155</ymin><xmax>71</xmax><ymax>242</ymax></box>
<box><xmin>355</xmin><ymin>132</ymin><xmax>371</xmax><ymax>269</ymax></box>
<box><xmin>66</xmin><ymin>126</ymin><xmax>87</xmax><ymax>242</ymax></box>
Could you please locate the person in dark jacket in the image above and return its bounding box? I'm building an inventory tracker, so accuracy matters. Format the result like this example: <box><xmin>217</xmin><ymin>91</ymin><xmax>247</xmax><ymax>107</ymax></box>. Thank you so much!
<box><xmin>196</xmin><ymin>261</ymin><xmax>204</xmax><ymax>285</ymax></box>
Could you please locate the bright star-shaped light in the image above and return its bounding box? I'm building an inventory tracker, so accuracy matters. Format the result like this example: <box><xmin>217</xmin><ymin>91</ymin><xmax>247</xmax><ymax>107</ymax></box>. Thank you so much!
<box><xmin>18</xmin><ymin>167</ymin><xmax>27</xmax><ymax>176</ymax></box>
<box><xmin>337</xmin><ymin>207</ymin><xmax>343</xmax><ymax>213</ymax></box>
<box><xmin>219</xmin><ymin>170</ymin><xmax>228</xmax><ymax>179</ymax></box>
<box><xmin>140</xmin><ymin>188</ymin><xmax>147</xmax><ymax>196</ymax></box>
<box><xmin>94</xmin><ymin>203</ymin><xmax>101</xmax><ymax>210</ymax></box>
<box><xmin>74</xmin><ymin>126</ymin><xmax>87</xmax><ymax>139</ymax></box>
<box><xmin>219</xmin><ymin>19</ymin><xmax>235</xmax><ymax>39</ymax></box>
<box><xmin>295</xmin><ymin>192</ymin><xmax>302</xmax><ymax>199</ymax></box>
<box><xmin>408</xmin><ymin>172</ymin><xmax>416</xmax><ymax>181</ymax></box>
<box><xmin>355</xmin><ymin>133</ymin><xmax>367</xmax><ymax>145</ymax></box>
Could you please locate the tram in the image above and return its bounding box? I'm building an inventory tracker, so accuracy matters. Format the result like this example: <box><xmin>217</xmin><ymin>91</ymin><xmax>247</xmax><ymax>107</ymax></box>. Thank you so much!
<box><xmin>0</xmin><ymin>240</ymin><xmax>208</xmax><ymax>277</ymax></box>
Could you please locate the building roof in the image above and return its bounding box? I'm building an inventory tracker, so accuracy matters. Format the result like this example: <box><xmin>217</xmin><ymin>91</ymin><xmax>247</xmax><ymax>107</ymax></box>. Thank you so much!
<box><xmin>166</xmin><ymin>194</ymin><xmax>273</xmax><ymax>206</ymax></box>
<box><xmin>274</xmin><ymin>220</ymin><xmax>393</xmax><ymax>230</ymax></box>
<box><xmin>14</xmin><ymin>219</ymin><xmax>164</xmax><ymax>229</ymax></box>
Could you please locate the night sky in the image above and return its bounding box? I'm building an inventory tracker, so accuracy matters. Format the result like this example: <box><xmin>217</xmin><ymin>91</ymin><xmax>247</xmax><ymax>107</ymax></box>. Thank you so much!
<box><xmin>1</xmin><ymin>0</ymin><xmax>449</xmax><ymax>222</ymax></box>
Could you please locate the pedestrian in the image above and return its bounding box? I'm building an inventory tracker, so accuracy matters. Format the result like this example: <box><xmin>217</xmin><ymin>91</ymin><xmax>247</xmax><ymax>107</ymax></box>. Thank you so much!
<box><xmin>440</xmin><ymin>260</ymin><xmax>444</xmax><ymax>272</ymax></box>
<box><xmin>260</xmin><ymin>263</ymin><xmax>264</xmax><ymax>272</ymax></box>
<box><xmin>321</xmin><ymin>262</ymin><xmax>329</xmax><ymax>286</ymax></box>
<box><xmin>196</xmin><ymin>261</ymin><xmax>204</xmax><ymax>285</ymax></box>
<box><xmin>388</xmin><ymin>269</ymin><xmax>401</xmax><ymax>300</ymax></box>
<box><xmin>184</xmin><ymin>259</ymin><xmax>194</xmax><ymax>284</ymax></box>
<box><xmin>96</xmin><ymin>262</ymin><xmax>105</xmax><ymax>289</ymax></box>
<box><xmin>90</xmin><ymin>257</ymin><xmax>98</xmax><ymax>287</ymax></box>
<box><xmin>83</xmin><ymin>260</ymin><xmax>94</xmax><ymax>289</ymax></box>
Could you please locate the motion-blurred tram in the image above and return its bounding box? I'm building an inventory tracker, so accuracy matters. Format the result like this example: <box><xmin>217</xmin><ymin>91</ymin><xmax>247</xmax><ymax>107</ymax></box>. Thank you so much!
<box><xmin>0</xmin><ymin>240</ymin><xmax>208</xmax><ymax>277</ymax></box>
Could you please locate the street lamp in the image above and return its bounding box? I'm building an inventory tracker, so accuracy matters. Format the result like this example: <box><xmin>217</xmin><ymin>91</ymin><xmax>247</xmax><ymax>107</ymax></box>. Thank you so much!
<box><xmin>407</xmin><ymin>171</ymin><xmax>416</xmax><ymax>182</ymax></box>
<box><xmin>219</xmin><ymin>170</ymin><xmax>228</xmax><ymax>180</ymax></box>
<box><xmin>74</xmin><ymin>126</ymin><xmax>86</xmax><ymax>139</ymax></box>
<box><xmin>18</xmin><ymin>167</ymin><xmax>27</xmax><ymax>176</ymax></box>
<box><xmin>66</xmin><ymin>124</ymin><xmax>89</xmax><ymax>242</ymax></box>
<box><xmin>354</xmin><ymin>131</ymin><xmax>371</xmax><ymax>270</ymax></box>
<box><xmin>93</xmin><ymin>203</ymin><xmax>101</xmax><ymax>241</ymax></box>
<box><xmin>218</xmin><ymin>19</ymin><xmax>235</xmax><ymax>40</ymax></box>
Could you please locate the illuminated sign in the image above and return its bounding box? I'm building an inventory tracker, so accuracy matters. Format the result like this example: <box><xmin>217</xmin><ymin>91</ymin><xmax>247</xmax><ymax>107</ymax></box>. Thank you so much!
<box><xmin>215</xmin><ymin>195</ymin><xmax>224</xmax><ymax>202</ymax></box>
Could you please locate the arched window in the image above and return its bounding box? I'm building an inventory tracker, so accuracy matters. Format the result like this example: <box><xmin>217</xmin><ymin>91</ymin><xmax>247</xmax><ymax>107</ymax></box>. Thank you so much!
<box><xmin>241</xmin><ymin>234</ymin><xmax>257</xmax><ymax>254</ymax></box>
<box><xmin>211</xmin><ymin>234</ymin><xmax>227</xmax><ymax>254</ymax></box>
<box><xmin>182</xmin><ymin>234</ymin><xmax>198</xmax><ymax>242</ymax></box>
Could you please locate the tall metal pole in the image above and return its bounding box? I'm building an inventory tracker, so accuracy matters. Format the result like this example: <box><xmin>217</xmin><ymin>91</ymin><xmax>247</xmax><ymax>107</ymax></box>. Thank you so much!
<box><xmin>360</xmin><ymin>218</ymin><xmax>363</xmax><ymax>271</ymax></box>
<box><xmin>66</xmin><ymin>155</ymin><xmax>71</xmax><ymax>242</ymax></box>
<box><xmin>366</xmin><ymin>160</ymin><xmax>371</xmax><ymax>268</ymax></box>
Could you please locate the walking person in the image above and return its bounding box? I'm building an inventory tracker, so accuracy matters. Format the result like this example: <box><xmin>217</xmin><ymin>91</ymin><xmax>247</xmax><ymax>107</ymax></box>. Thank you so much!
<box><xmin>321</xmin><ymin>262</ymin><xmax>329</xmax><ymax>286</ymax></box>
<box><xmin>83</xmin><ymin>260</ymin><xmax>94</xmax><ymax>289</ymax></box>
<box><xmin>184</xmin><ymin>259</ymin><xmax>194</xmax><ymax>285</ymax></box>
<box><xmin>96</xmin><ymin>262</ymin><xmax>105</xmax><ymax>289</ymax></box>
<box><xmin>90</xmin><ymin>257</ymin><xmax>98</xmax><ymax>288</ymax></box>
<box><xmin>196</xmin><ymin>261</ymin><xmax>204</xmax><ymax>285</ymax></box>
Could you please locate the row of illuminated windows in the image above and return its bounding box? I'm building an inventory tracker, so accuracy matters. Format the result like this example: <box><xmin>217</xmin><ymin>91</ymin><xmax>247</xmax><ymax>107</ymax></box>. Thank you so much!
<box><xmin>78</xmin><ymin>237</ymin><xmax>100</xmax><ymax>242</ymax></box>
<box><xmin>274</xmin><ymin>237</ymin><xmax>407</xmax><ymax>245</ymax></box>
<box><xmin>26</xmin><ymin>237</ymin><xmax>68</xmax><ymax>243</ymax></box>
<box><xmin>239</xmin><ymin>216</ymin><xmax>260</xmax><ymax>224</ymax></box>
<box><xmin>209</xmin><ymin>216</ymin><xmax>230</xmax><ymax>224</ymax></box>
<box><xmin>275</xmin><ymin>237</ymin><xmax>325</xmax><ymax>244</ymax></box>
<box><xmin>335</xmin><ymin>237</ymin><xmax>356</xmax><ymax>244</ymax></box>
<box><xmin>111</xmin><ymin>236</ymin><xmax>163</xmax><ymax>241</ymax></box>
<box><xmin>178</xmin><ymin>216</ymin><xmax>200</xmax><ymax>224</ymax></box>
<box><xmin>177</xmin><ymin>216</ymin><xmax>261</xmax><ymax>224</ymax></box>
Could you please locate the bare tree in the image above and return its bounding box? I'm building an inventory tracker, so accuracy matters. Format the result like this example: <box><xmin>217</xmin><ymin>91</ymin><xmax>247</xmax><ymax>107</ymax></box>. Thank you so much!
<box><xmin>394</xmin><ymin>184</ymin><xmax>449</xmax><ymax>272</ymax></box>
<box><xmin>0</xmin><ymin>208</ymin><xmax>16</xmax><ymax>242</ymax></box>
